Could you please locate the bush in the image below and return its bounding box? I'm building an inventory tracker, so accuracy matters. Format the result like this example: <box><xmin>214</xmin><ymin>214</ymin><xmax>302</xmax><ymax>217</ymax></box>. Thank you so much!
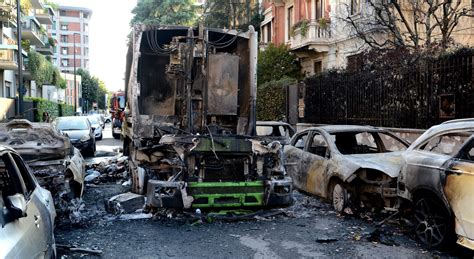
<box><xmin>258</xmin><ymin>43</ymin><xmax>302</xmax><ymax>85</ymax></box>
<box><xmin>24</xmin><ymin>97</ymin><xmax>73</xmax><ymax>121</ymax></box>
<box><xmin>257</xmin><ymin>77</ymin><xmax>297</xmax><ymax>121</ymax></box>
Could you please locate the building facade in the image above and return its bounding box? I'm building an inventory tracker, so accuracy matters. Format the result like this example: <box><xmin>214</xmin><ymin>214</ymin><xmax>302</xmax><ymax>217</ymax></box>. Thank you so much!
<box><xmin>49</xmin><ymin>6</ymin><xmax>91</xmax><ymax>73</ymax></box>
<box><xmin>261</xmin><ymin>0</ymin><xmax>474</xmax><ymax>76</ymax></box>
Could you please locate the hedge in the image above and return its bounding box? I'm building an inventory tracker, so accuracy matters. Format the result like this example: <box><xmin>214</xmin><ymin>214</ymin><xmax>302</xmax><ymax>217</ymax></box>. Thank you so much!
<box><xmin>25</xmin><ymin>97</ymin><xmax>74</xmax><ymax>122</ymax></box>
<box><xmin>256</xmin><ymin>77</ymin><xmax>297</xmax><ymax>121</ymax></box>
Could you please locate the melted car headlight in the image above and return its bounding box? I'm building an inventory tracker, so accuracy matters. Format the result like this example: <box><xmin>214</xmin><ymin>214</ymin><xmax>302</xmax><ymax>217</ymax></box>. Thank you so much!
<box><xmin>80</xmin><ymin>134</ymin><xmax>91</xmax><ymax>142</ymax></box>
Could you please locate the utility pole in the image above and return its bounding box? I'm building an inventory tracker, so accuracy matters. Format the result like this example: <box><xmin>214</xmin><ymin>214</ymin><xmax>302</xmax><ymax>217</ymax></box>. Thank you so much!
<box><xmin>16</xmin><ymin>0</ymin><xmax>23</xmax><ymax>116</ymax></box>
<box><xmin>73</xmin><ymin>32</ymin><xmax>79</xmax><ymax>114</ymax></box>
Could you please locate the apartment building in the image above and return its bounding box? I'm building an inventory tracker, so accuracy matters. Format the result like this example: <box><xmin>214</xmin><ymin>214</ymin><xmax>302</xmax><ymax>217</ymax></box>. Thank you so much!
<box><xmin>261</xmin><ymin>0</ymin><xmax>474</xmax><ymax>76</ymax></box>
<box><xmin>49</xmin><ymin>5</ymin><xmax>91</xmax><ymax>73</ymax></box>
<box><xmin>0</xmin><ymin>0</ymin><xmax>54</xmax><ymax>99</ymax></box>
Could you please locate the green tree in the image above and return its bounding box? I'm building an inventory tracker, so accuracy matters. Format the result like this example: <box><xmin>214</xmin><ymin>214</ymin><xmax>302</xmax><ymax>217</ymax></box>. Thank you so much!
<box><xmin>96</xmin><ymin>80</ymin><xmax>108</xmax><ymax>110</ymax></box>
<box><xmin>28</xmin><ymin>50</ymin><xmax>61</xmax><ymax>87</ymax></box>
<box><xmin>257</xmin><ymin>43</ymin><xmax>302</xmax><ymax>85</ymax></box>
<box><xmin>130</xmin><ymin>0</ymin><xmax>197</xmax><ymax>26</ymax></box>
<box><xmin>201</xmin><ymin>0</ymin><xmax>261</xmax><ymax>30</ymax></box>
<box><xmin>76</xmin><ymin>68</ymin><xmax>98</xmax><ymax>111</ymax></box>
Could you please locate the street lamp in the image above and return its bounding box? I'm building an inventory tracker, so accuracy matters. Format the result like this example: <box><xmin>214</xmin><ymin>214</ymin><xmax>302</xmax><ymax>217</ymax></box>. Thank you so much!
<box><xmin>16</xmin><ymin>0</ymin><xmax>23</xmax><ymax>116</ymax></box>
<box><xmin>73</xmin><ymin>32</ymin><xmax>80</xmax><ymax>115</ymax></box>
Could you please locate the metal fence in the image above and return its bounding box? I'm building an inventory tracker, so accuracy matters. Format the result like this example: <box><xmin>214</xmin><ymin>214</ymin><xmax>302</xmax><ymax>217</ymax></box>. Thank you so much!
<box><xmin>304</xmin><ymin>51</ymin><xmax>474</xmax><ymax>129</ymax></box>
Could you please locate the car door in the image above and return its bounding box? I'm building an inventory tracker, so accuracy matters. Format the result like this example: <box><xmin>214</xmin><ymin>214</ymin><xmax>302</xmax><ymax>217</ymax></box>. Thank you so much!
<box><xmin>284</xmin><ymin>131</ymin><xmax>310</xmax><ymax>191</ymax></box>
<box><xmin>443</xmin><ymin>135</ymin><xmax>474</xmax><ymax>240</ymax></box>
<box><xmin>401</xmin><ymin>132</ymin><xmax>470</xmax><ymax>195</ymax></box>
<box><xmin>0</xmin><ymin>152</ymin><xmax>51</xmax><ymax>258</ymax></box>
<box><xmin>301</xmin><ymin>130</ymin><xmax>331</xmax><ymax>198</ymax></box>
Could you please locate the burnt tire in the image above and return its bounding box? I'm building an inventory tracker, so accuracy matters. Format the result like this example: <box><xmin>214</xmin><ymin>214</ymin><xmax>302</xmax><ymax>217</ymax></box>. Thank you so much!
<box><xmin>413</xmin><ymin>197</ymin><xmax>454</xmax><ymax>249</ymax></box>
<box><xmin>331</xmin><ymin>183</ymin><xmax>348</xmax><ymax>213</ymax></box>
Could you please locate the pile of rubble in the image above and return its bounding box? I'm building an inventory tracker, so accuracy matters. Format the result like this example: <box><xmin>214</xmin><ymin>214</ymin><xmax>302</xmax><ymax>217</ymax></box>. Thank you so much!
<box><xmin>84</xmin><ymin>155</ymin><xmax>129</xmax><ymax>185</ymax></box>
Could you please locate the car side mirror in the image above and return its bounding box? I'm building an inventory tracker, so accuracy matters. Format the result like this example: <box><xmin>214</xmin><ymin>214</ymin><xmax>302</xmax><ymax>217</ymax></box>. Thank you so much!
<box><xmin>91</xmin><ymin>127</ymin><xmax>96</xmax><ymax>131</ymax></box>
<box><xmin>6</xmin><ymin>194</ymin><xmax>27</xmax><ymax>220</ymax></box>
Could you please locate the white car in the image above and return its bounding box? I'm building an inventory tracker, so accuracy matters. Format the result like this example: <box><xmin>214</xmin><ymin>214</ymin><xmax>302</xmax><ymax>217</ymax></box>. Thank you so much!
<box><xmin>0</xmin><ymin>145</ymin><xmax>56</xmax><ymax>258</ymax></box>
<box><xmin>88</xmin><ymin>116</ymin><xmax>103</xmax><ymax>140</ymax></box>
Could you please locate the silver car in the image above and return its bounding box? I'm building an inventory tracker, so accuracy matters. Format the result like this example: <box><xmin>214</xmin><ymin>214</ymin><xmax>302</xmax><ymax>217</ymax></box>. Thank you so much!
<box><xmin>285</xmin><ymin>125</ymin><xmax>409</xmax><ymax>212</ymax></box>
<box><xmin>0</xmin><ymin>145</ymin><xmax>56</xmax><ymax>258</ymax></box>
<box><xmin>88</xmin><ymin>116</ymin><xmax>103</xmax><ymax>140</ymax></box>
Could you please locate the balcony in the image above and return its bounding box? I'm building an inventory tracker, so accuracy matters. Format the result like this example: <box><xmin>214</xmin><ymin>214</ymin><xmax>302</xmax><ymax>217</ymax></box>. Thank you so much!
<box><xmin>0</xmin><ymin>45</ymin><xmax>20</xmax><ymax>70</ymax></box>
<box><xmin>21</xmin><ymin>17</ymin><xmax>46</xmax><ymax>46</ymax></box>
<box><xmin>290</xmin><ymin>21</ymin><xmax>332</xmax><ymax>52</ymax></box>
<box><xmin>36</xmin><ymin>41</ymin><xmax>54</xmax><ymax>55</ymax></box>
<box><xmin>34</xmin><ymin>5</ymin><xmax>54</xmax><ymax>25</ymax></box>
<box><xmin>30</xmin><ymin>0</ymin><xmax>45</xmax><ymax>9</ymax></box>
<box><xmin>0</xmin><ymin>0</ymin><xmax>16</xmax><ymax>24</ymax></box>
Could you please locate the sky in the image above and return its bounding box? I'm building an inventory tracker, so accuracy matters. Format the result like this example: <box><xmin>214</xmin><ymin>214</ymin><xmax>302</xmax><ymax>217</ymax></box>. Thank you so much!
<box><xmin>57</xmin><ymin>0</ymin><xmax>137</xmax><ymax>92</ymax></box>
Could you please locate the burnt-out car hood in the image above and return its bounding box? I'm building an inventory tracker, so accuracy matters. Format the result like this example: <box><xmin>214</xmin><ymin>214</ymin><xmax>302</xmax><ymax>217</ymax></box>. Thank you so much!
<box><xmin>342</xmin><ymin>152</ymin><xmax>404</xmax><ymax>179</ymax></box>
<box><xmin>0</xmin><ymin>119</ymin><xmax>74</xmax><ymax>161</ymax></box>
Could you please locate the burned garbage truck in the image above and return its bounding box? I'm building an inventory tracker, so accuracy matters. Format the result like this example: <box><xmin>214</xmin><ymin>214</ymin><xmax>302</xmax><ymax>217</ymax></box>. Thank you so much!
<box><xmin>123</xmin><ymin>25</ymin><xmax>293</xmax><ymax>210</ymax></box>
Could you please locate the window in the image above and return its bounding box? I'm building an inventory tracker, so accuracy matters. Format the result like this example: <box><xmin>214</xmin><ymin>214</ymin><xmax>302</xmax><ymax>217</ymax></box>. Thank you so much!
<box><xmin>287</xmin><ymin>6</ymin><xmax>293</xmax><ymax>40</ymax></box>
<box><xmin>309</xmin><ymin>132</ymin><xmax>329</xmax><ymax>157</ymax></box>
<box><xmin>61</xmin><ymin>47</ymin><xmax>67</xmax><ymax>55</ymax></box>
<box><xmin>457</xmin><ymin>138</ymin><xmax>474</xmax><ymax>161</ymax></box>
<box><xmin>61</xmin><ymin>23</ymin><xmax>68</xmax><ymax>30</ymax></box>
<box><xmin>11</xmin><ymin>153</ymin><xmax>36</xmax><ymax>198</ymax></box>
<box><xmin>84</xmin><ymin>23</ymin><xmax>89</xmax><ymax>32</ymax></box>
<box><xmin>315</xmin><ymin>0</ymin><xmax>323</xmax><ymax>20</ymax></box>
<box><xmin>350</xmin><ymin>0</ymin><xmax>360</xmax><ymax>15</ymax></box>
<box><xmin>419</xmin><ymin>132</ymin><xmax>472</xmax><ymax>156</ymax></box>
<box><xmin>266</xmin><ymin>23</ymin><xmax>271</xmax><ymax>43</ymax></box>
<box><xmin>332</xmin><ymin>131</ymin><xmax>379</xmax><ymax>155</ymax></box>
<box><xmin>84</xmin><ymin>47</ymin><xmax>89</xmax><ymax>57</ymax></box>
<box><xmin>60</xmin><ymin>10</ymin><xmax>66</xmax><ymax>16</ymax></box>
<box><xmin>293</xmin><ymin>132</ymin><xmax>309</xmax><ymax>149</ymax></box>
<box><xmin>61</xmin><ymin>35</ymin><xmax>68</xmax><ymax>43</ymax></box>
<box><xmin>62</xmin><ymin>59</ymin><xmax>69</xmax><ymax>67</ymax></box>
<box><xmin>5</xmin><ymin>81</ymin><xmax>11</xmax><ymax>98</ymax></box>
<box><xmin>84</xmin><ymin>35</ymin><xmax>89</xmax><ymax>44</ymax></box>
<box><xmin>83</xmin><ymin>12</ymin><xmax>89</xmax><ymax>19</ymax></box>
<box><xmin>261</xmin><ymin>22</ymin><xmax>272</xmax><ymax>43</ymax></box>
<box><xmin>379</xmin><ymin>133</ymin><xmax>408</xmax><ymax>152</ymax></box>
<box><xmin>314</xmin><ymin>61</ymin><xmax>322</xmax><ymax>75</ymax></box>
<box><xmin>347</xmin><ymin>53</ymin><xmax>363</xmax><ymax>72</ymax></box>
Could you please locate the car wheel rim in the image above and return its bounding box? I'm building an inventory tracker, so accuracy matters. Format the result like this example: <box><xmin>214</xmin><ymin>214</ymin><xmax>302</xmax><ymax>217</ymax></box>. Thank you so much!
<box><xmin>414</xmin><ymin>198</ymin><xmax>447</xmax><ymax>247</ymax></box>
<box><xmin>332</xmin><ymin>184</ymin><xmax>346</xmax><ymax>212</ymax></box>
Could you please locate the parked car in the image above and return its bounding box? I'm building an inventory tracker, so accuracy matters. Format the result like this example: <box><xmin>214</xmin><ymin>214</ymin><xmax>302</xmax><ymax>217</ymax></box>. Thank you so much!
<box><xmin>0</xmin><ymin>145</ymin><xmax>56</xmax><ymax>258</ymax></box>
<box><xmin>104</xmin><ymin>114</ymin><xmax>112</xmax><ymax>123</ymax></box>
<box><xmin>87</xmin><ymin>115</ymin><xmax>103</xmax><ymax>140</ymax></box>
<box><xmin>397</xmin><ymin>119</ymin><xmax>474</xmax><ymax>250</ymax></box>
<box><xmin>91</xmin><ymin>113</ymin><xmax>105</xmax><ymax>129</ymax></box>
<box><xmin>256</xmin><ymin>121</ymin><xmax>296</xmax><ymax>145</ymax></box>
<box><xmin>285</xmin><ymin>125</ymin><xmax>409</xmax><ymax>212</ymax></box>
<box><xmin>53</xmin><ymin>116</ymin><xmax>96</xmax><ymax>157</ymax></box>
<box><xmin>0</xmin><ymin>119</ymin><xmax>85</xmax><ymax>218</ymax></box>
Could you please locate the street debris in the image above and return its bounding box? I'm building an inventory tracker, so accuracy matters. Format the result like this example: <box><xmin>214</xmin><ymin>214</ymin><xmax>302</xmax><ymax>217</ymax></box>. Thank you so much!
<box><xmin>57</xmin><ymin>244</ymin><xmax>103</xmax><ymax>255</ymax></box>
<box><xmin>85</xmin><ymin>154</ymin><xmax>129</xmax><ymax>184</ymax></box>
<box><xmin>105</xmin><ymin>192</ymin><xmax>145</xmax><ymax>214</ymax></box>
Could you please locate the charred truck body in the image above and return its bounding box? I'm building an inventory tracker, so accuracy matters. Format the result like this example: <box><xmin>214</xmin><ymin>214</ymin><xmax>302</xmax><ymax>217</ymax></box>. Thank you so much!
<box><xmin>124</xmin><ymin>25</ymin><xmax>292</xmax><ymax>210</ymax></box>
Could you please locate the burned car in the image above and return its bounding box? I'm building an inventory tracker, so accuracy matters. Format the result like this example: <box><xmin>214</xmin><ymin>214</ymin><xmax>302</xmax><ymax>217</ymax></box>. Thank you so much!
<box><xmin>397</xmin><ymin>119</ymin><xmax>474</xmax><ymax>250</ymax></box>
<box><xmin>0</xmin><ymin>145</ymin><xmax>56</xmax><ymax>258</ymax></box>
<box><xmin>0</xmin><ymin>119</ymin><xmax>84</xmax><ymax>219</ymax></box>
<box><xmin>285</xmin><ymin>125</ymin><xmax>409</xmax><ymax>212</ymax></box>
<box><xmin>256</xmin><ymin>121</ymin><xmax>296</xmax><ymax>145</ymax></box>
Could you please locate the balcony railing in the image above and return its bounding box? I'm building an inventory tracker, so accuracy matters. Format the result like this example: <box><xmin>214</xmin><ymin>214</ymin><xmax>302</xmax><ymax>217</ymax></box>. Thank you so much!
<box><xmin>290</xmin><ymin>21</ymin><xmax>332</xmax><ymax>51</ymax></box>
<box><xmin>21</xmin><ymin>17</ymin><xmax>46</xmax><ymax>46</ymax></box>
<box><xmin>0</xmin><ymin>0</ymin><xmax>16</xmax><ymax>24</ymax></box>
<box><xmin>34</xmin><ymin>6</ymin><xmax>53</xmax><ymax>25</ymax></box>
<box><xmin>0</xmin><ymin>47</ymin><xmax>19</xmax><ymax>70</ymax></box>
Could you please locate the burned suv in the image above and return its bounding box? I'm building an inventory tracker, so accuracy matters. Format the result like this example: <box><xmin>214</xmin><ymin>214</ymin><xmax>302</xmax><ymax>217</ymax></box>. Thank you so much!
<box><xmin>0</xmin><ymin>119</ymin><xmax>85</xmax><ymax>219</ymax></box>
<box><xmin>398</xmin><ymin>119</ymin><xmax>474</xmax><ymax>250</ymax></box>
